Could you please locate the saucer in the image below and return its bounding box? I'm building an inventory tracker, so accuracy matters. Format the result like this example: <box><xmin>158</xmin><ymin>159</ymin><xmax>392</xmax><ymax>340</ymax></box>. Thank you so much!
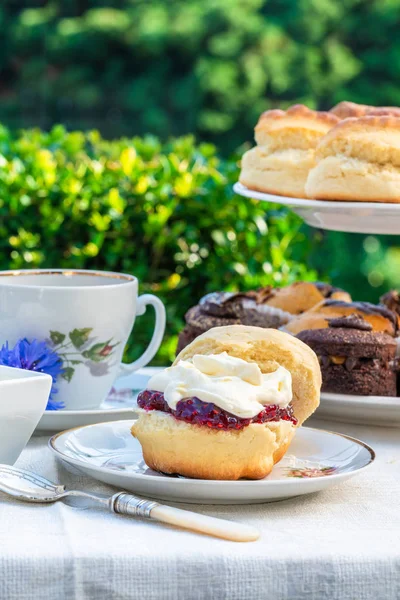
<box><xmin>49</xmin><ymin>420</ymin><xmax>374</xmax><ymax>504</ymax></box>
<box><xmin>313</xmin><ymin>391</ymin><xmax>400</xmax><ymax>428</ymax></box>
<box><xmin>234</xmin><ymin>182</ymin><xmax>400</xmax><ymax>235</ymax></box>
<box><xmin>36</xmin><ymin>367</ymin><xmax>162</xmax><ymax>433</ymax></box>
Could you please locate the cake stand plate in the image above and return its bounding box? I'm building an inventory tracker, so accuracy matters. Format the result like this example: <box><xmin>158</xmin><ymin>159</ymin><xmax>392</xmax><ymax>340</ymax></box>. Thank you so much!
<box><xmin>234</xmin><ymin>182</ymin><xmax>400</xmax><ymax>235</ymax></box>
<box><xmin>312</xmin><ymin>392</ymin><xmax>400</xmax><ymax>427</ymax></box>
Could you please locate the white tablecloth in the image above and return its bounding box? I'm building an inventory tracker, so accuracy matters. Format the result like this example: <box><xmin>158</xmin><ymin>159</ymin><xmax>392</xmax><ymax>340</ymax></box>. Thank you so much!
<box><xmin>0</xmin><ymin>417</ymin><xmax>399</xmax><ymax>600</ymax></box>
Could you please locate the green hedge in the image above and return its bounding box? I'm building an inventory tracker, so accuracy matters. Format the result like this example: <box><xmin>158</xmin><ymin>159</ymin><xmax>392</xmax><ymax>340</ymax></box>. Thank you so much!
<box><xmin>2</xmin><ymin>1</ymin><xmax>400</xmax><ymax>150</ymax></box>
<box><xmin>0</xmin><ymin>125</ymin><xmax>321</xmax><ymax>364</ymax></box>
<box><xmin>0</xmin><ymin>125</ymin><xmax>397</xmax><ymax>364</ymax></box>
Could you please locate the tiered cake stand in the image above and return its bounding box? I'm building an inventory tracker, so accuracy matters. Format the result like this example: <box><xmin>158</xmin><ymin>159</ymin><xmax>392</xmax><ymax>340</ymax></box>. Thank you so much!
<box><xmin>234</xmin><ymin>181</ymin><xmax>400</xmax><ymax>426</ymax></box>
<box><xmin>234</xmin><ymin>182</ymin><xmax>400</xmax><ymax>235</ymax></box>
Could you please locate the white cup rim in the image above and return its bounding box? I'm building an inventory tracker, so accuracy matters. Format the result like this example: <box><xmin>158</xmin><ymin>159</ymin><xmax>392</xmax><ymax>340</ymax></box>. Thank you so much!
<box><xmin>0</xmin><ymin>269</ymin><xmax>138</xmax><ymax>290</ymax></box>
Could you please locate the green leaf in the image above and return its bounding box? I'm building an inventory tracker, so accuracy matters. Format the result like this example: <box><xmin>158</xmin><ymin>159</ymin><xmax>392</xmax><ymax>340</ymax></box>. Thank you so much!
<box><xmin>71</xmin><ymin>360</ymin><xmax>82</xmax><ymax>365</ymax></box>
<box><xmin>62</xmin><ymin>367</ymin><xmax>75</xmax><ymax>382</ymax></box>
<box><xmin>69</xmin><ymin>328</ymin><xmax>92</xmax><ymax>349</ymax></box>
<box><xmin>50</xmin><ymin>330</ymin><xmax>66</xmax><ymax>345</ymax></box>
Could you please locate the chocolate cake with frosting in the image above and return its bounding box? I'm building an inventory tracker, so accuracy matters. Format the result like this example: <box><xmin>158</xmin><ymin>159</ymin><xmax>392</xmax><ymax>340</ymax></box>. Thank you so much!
<box><xmin>176</xmin><ymin>282</ymin><xmax>351</xmax><ymax>354</ymax></box>
<box><xmin>285</xmin><ymin>299</ymin><xmax>397</xmax><ymax>337</ymax></box>
<box><xmin>176</xmin><ymin>290</ymin><xmax>292</xmax><ymax>354</ymax></box>
<box><xmin>297</xmin><ymin>314</ymin><xmax>398</xmax><ymax>396</ymax></box>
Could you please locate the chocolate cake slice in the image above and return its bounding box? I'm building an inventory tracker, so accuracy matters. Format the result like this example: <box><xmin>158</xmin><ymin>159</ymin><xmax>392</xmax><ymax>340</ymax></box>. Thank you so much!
<box><xmin>297</xmin><ymin>315</ymin><xmax>398</xmax><ymax>396</ymax></box>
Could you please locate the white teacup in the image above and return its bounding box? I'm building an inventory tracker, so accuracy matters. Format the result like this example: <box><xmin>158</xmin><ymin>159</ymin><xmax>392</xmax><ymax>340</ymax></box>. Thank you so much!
<box><xmin>0</xmin><ymin>269</ymin><xmax>166</xmax><ymax>410</ymax></box>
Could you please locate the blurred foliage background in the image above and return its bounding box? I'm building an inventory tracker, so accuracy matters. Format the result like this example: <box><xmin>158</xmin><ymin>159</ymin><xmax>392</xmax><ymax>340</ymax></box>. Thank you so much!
<box><xmin>2</xmin><ymin>0</ymin><xmax>400</xmax><ymax>147</ymax></box>
<box><xmin>0</xmin><ymin>0</ymin><xmax>400</xmax><ymax>363</ymax></box>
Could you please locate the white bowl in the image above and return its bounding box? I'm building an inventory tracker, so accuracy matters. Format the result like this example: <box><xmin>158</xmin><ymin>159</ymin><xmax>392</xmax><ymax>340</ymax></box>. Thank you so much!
<box><xmin>0</xmin><ymin>366</ymin><xmax>52</xmax><ymax>464</ymax></box>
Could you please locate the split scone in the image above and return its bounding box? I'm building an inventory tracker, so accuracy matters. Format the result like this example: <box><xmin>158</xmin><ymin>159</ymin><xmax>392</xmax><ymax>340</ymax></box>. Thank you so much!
<box><xmin>131</xmin><ymin>325</ymin><xmax>321</xmax><ymax>480</ymax></box>
<box><xmin>239</xmin><ymin>104</ymin><xmax>339</xmax><ymax>198</ymax></box>
<box><xmin>330</xmin><ymin>101</ymin><xmax>400</xmax><ymax>119</ymax></box>
<box><xmin>305</xmin><ymin>115</ymin><xmax>400</xmax><ymax>202</ymax></box>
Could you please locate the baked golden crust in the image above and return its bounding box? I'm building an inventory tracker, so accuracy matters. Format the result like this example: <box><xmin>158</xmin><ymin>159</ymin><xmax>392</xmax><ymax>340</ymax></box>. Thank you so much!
<box><xmin>330</xmin><ymin>101</ymin><xmax>400</xmax><ymax>119</ymax></box>
<box><xmin>254</xmin><ymin>104</ymin><xmax>339</xmax><ymax>149</ymax></box>
<box><xmin>240</xmin><ymin>105</ymin><xmax>339</xmax><ymax>198</ymax></box>
<box><xmin>368</xmin><ymin>107</ymin><xmax>400</xmax><ymax>117</ymax></box>
<box><xmin>306</xmin><ymin>116</ymin><xmax>400</xmax><ymax>202</ymax></box>
<box><xmin>131</xmin><ymin>410</ymin><xmax>295</xmax><ymax>480</ymax></box>
<box><xmin>285</xmin><ymin>300</ymin><xmax>397</xmax><ymax>336</ymax></box>
<box><xmin>265</xmin><ymin>281</ymin><xmax>351</xmax><ymax>314</ymax></box>
<box><xmin>257</xmin><ymin>104</ymin><xmax>339</xmax><ymax>128</ymax></box>
<box><xmin>315</xmin><ymin>116</ymin><xmax>400</xmax><ymax>164</ymax></box>
<box><xmin>175</xmin><ymin>325</ymin><xmax>321</xmax><ymax>426</ymax></box>
<box><xmin>330</xmin><ymin>101</ymin><xmax>371</xmax><ymax>119</ymax></box>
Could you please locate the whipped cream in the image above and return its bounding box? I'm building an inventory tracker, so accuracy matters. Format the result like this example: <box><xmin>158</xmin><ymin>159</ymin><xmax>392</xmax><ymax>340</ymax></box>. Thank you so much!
<box><xmin>147</xmin><ymin>352</ymin><xmax>292</xmax><ymax>419</ymax></box>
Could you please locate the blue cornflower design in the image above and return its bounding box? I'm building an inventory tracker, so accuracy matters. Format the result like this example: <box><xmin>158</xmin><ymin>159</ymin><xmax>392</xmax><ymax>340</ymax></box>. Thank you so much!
<box><xmin>0</xmin><ymin>339</ymin><xmax>64</xmax><ymax>410</ymax></box>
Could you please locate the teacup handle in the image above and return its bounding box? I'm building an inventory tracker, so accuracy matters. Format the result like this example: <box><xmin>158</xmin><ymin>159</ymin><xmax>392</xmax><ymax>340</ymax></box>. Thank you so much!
<box><xmin>119</xmin><ymin>294</ymin><xmax>166</xmax><ymax>376</ymax></box>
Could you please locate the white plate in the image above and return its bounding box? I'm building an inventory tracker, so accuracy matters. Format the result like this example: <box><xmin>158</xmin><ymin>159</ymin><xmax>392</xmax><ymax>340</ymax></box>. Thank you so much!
<box><xmin>49</xmin><ymin>420</ymin><xmax>374</xmax><ymax>505</ymax></box>
<box><xmin>37</xmin><ymin>368</ymin><xmax>162</xmax><ymax>433</ymax></box>
<box><xmin>315</xmin><ymin>392</ymin><xmax>400</xmax><ymax>427</ymax></box>
<box><xmin>234</xmin><ymin>182</ymin><xmax>400</xmax><ymax>235</ymax></box>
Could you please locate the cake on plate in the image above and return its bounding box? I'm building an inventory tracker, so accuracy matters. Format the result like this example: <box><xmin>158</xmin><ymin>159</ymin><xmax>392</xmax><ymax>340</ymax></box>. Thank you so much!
<box><xmin>297</xmin><ymin>315</ymin><xmax>397</xmax><ymax>396</ymax></box>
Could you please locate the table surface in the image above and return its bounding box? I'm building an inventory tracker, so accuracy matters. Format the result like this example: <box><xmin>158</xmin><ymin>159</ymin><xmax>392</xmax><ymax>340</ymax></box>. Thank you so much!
<box><xmin>1</xmin><ymin>417</ymin><xmax>399</xmax><ymax>600</ymax></box>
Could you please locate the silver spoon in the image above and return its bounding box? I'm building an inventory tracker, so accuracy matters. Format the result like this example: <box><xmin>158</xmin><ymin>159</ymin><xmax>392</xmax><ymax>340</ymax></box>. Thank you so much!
<box><xmin>0</xmin><ymin>465</ymin><xmax>259</xmax><ymax>542</ymax></box>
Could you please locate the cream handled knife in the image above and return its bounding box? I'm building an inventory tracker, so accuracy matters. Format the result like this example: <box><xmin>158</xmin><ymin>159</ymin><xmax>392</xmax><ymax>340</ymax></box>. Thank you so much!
<box><xmin>0</xmin><ymin>465</ymin><xmax>259</xmax><ymax>542</ymax></box>
<box><xmin>113</xmin><ymin>492</ymin><xmax>259</xmax><ymax>542</ymax></box>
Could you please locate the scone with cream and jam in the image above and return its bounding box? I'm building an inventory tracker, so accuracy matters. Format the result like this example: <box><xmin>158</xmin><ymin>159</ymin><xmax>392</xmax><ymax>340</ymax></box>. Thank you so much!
<box><xmin>132</xmin><ymin>325</ymin><xmax>321</xmax><ymax>480</ymax></box>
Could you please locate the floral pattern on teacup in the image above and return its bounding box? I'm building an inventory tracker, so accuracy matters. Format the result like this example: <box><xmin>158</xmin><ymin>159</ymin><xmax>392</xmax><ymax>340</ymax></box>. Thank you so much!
<box><xmin>48</xmin><ymin>328</ymin><xmax>119</xmax><ymax>382</ymax></box>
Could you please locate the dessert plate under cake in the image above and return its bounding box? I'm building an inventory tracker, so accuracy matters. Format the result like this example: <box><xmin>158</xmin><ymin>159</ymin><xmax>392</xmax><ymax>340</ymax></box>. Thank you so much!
<box><xmin>234</xmin><ymin>182</ymin><xmax>400</xmax><ymax>235</ymax></box>
<box><xmin>316</xmin><ymin>392</ymin><xmax>400</xmax><ymax>427</ymax></box>
<box><xmin>49</xmin><ymin>420</ymin><xmax>374</xmax><ymax>505</ymax></box>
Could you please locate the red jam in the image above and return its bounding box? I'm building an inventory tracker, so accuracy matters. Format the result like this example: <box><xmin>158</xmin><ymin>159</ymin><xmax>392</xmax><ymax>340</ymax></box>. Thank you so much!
<box><xmin>137</xmin><ymin>390</ymin><xmax>297</xmax><ymax>430</ymax></box>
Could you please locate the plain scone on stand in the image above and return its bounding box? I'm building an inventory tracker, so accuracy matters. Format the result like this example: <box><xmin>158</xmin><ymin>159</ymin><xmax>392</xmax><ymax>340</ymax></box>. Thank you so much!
<box><xmin>240</xmin><ymin>100</ymin><xmax>400</xmax><ymax>203</ymax></box>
